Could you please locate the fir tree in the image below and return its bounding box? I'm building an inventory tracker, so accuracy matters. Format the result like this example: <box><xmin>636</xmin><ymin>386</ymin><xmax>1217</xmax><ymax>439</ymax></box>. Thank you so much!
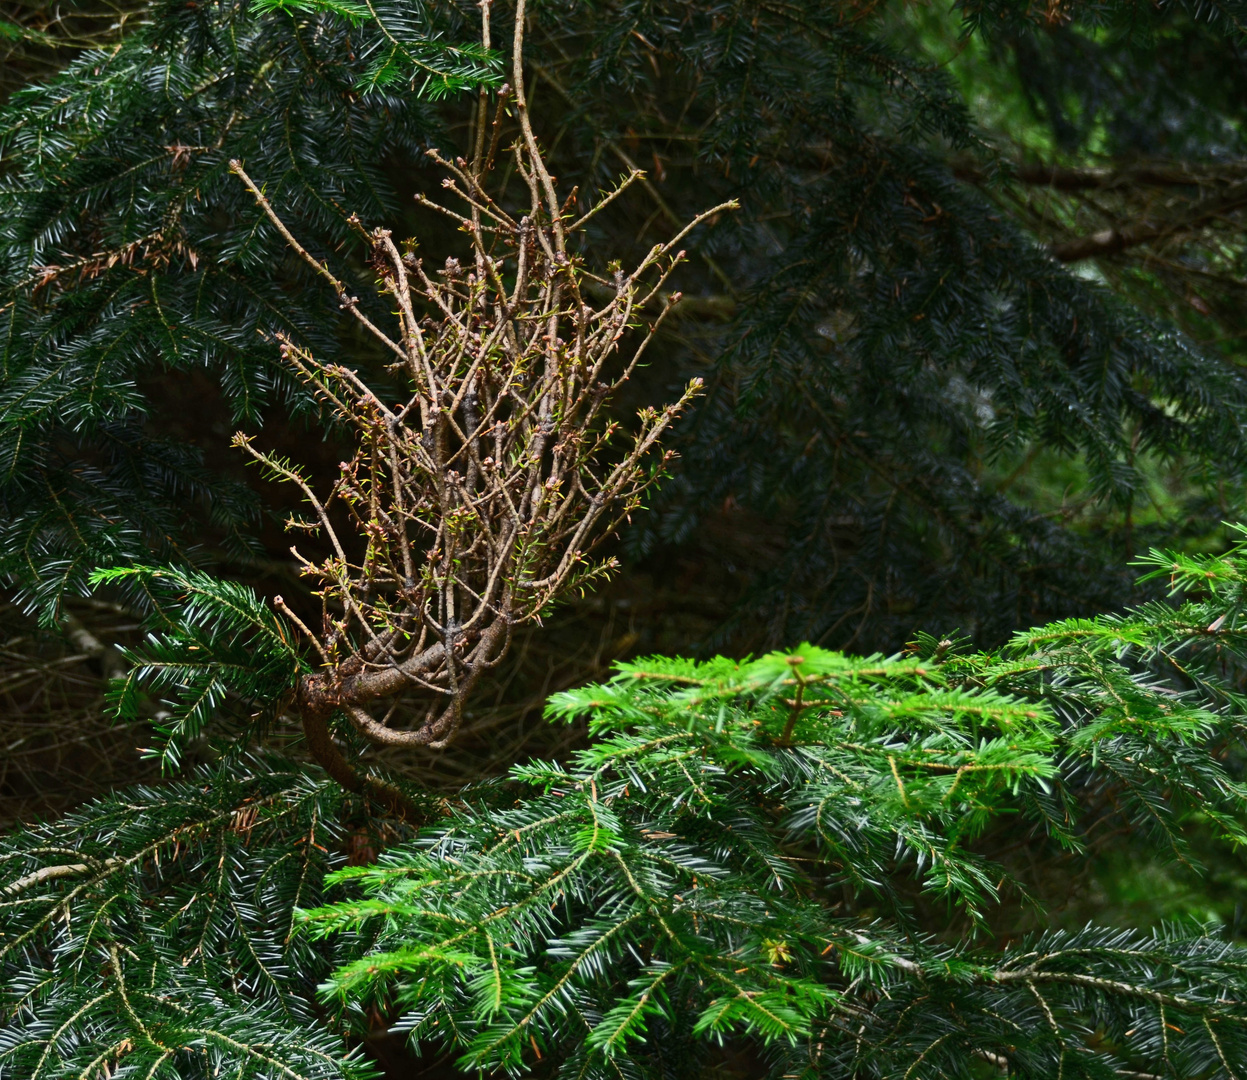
<box><xmin>300</xmin><ymin>546</ymin><xmax>1247</xmax><ymax>1076</ymax></box>
<box><xmin>5</xmin><ymin>2</ymin><xmax>1247</xmax><ymax>1078</ymax></box>
<box><xmin>12</xmin><ymin>527</ymin><xmax>1247</xmax><ymax>1075</ymax></box>
<box><xmin>5</xmin><ymin>0</ymin><xmax>1247</xmax><ymax>651</ymax></box>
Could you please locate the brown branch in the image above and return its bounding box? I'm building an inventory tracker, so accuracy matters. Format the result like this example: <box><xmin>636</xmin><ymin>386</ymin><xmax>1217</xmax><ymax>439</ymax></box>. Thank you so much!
<box><xmin>1050</xmin><ymin>179</ymin><xmax>1247</xmax><ymax>261</ymax></box>
<box><xmin>953</xmin><ymin>156</ymin><xmax>1247</xmax><ymax>263</ymax></box>
<box><xmin>222</xmin><ymin>0</ymin><xmax>730</xmax><ymax>796</ymax></box>
<box><xmin>3</xmin><ymin>857</ymin><xmax>122</xmax><ymax>896</ymax></box>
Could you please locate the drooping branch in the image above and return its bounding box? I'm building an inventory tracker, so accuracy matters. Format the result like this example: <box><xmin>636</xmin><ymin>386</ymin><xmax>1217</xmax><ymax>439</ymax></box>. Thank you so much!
<box><xmin>955</xmin><ymin>156</ymin><xmax>1247</xmax><ymax>264</ymax></box>
<box><xmin>1050</xmin><ymin>178</ymin><xmax>1247</xmax><ymax>262</ymax></box>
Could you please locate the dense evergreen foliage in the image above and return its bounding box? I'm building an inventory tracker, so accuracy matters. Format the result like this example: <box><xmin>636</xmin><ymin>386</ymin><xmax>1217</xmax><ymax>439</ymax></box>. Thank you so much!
<box><xmin>0</xmin><ymin>762</ymin><xmax>376</xmax><ymax>1079</ymax></box>
<box><xmin>5</xmin><ymin>0</ymin><xmax>1247</xmax><ymax>648</ymax></box>
<box><xmin>5</xmin><ymin>0</ymin><xmax>1247</xmax><ymax>1077</ymax></box>
<box><xmin>306</xmin><ymin>571</ymin><xmax>1247</xmax><ymax>1077</ymax></box>
<box><xmin>0</xmin><ymin>0</ymin><xmax>495</xmax><ymax>615</ymax></box>
<box><xmin>10</xmin><ymin>537</ymin><xmax>1247</xmax><ymax>1076</ymax></box>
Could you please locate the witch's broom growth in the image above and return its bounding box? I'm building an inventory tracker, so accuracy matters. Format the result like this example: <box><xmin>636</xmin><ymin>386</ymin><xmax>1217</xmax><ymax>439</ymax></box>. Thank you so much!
<box><xmin>219</xmin><ymin>0</ymin><xmax>733</xmax><ymax>809</ymax></box>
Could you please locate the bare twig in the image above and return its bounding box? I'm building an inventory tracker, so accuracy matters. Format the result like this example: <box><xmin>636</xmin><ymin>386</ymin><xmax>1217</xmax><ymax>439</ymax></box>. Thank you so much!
<box><xmin>229</xmin><ymin>2</ymin><xmax>735</xmax><ymax>777</ymax></box>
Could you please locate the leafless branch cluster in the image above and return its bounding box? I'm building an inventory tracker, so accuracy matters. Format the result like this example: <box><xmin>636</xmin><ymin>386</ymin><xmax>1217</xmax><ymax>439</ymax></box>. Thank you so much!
<box><xmin>228</xmin><ymin>0</ymin><xmax>732</xmax><ymax>782</ymax></box>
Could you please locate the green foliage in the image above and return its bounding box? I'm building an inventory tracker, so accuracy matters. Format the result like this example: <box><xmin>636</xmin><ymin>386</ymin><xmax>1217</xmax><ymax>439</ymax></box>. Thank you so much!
<box><xmin>525</xmin><ymin>0</ymin><xmax>1247</xmax><ymax>648</ymax></box>
<box><xmin>7</xmin><ymin>1</ymin><xmax>1247</xmax><ymax>1077</ymax></box>
<box><xmin>0</xmin><ymin>759</ymin><xmax>376</xmax><ymax>1080</ymax></box>
<box><xmin>0</xmin><ymin>0</ymin><xmax>495</xmax><ymax>612</ymax></box>
<box><xmin>296</xmin><ymin>537</ymin><xmax>1247</xmax><ymax>1077</ymax></box>
<box><xmin>88</xmin><ymin>564</ymin><xmax>308</xmax><ymax>768</ymax></box>
<box><xmin>0</xmin><ymin>18</ymin><xmax>52</xmax><ymax>45</ymax></box>
<box><xmin>7</xmin><ymin>536</ymin><xmax>1247</xmax><ymax>1076</ymax></box>
<box><xmin>248</xmin><ymin>0</ymin><xmax>498</xmax><ymax>95</ymax></box>
<box><xmin>4</xmin><ymin>0</ymin><xmax>1247</xmax><ymax>650</ymax></box>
